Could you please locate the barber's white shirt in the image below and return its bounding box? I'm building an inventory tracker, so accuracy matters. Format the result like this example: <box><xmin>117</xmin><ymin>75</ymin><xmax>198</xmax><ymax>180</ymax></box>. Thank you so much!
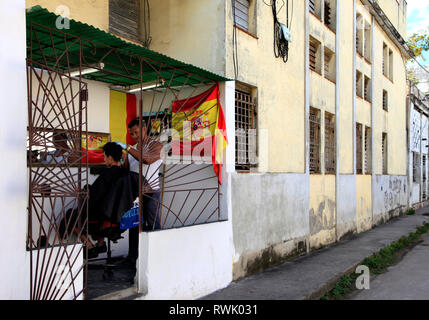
<box><xmin>128</xmin><ymin>141</ymin><xmax>163</xmax><ymax>191</ymax></box>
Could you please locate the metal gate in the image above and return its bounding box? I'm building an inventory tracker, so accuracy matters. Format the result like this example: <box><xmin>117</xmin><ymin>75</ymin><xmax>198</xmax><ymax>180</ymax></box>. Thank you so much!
<box><xmin>27</xmin><ymin>61</ymin><xmax>89</xmax><ymax>300</ymax></box>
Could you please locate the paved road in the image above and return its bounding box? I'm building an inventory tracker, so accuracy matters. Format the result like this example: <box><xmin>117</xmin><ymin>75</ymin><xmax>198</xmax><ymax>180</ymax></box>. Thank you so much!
<box><xmin>347</xmin><ymin>232</ymin><xmax>429</xmax><ymax>300</ymax></box>
<box><xmin>202</xmin><ymin>209</ymin><xmax>429</xmax><ymax>300</ymax></box>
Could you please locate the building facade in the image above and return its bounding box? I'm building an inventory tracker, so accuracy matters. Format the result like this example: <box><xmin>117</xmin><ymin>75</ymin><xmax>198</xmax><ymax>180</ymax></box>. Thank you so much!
<box><xmin>0</xmin><ymin>0</ymin><xmax>416</xmax><ymax>299</ymax></box>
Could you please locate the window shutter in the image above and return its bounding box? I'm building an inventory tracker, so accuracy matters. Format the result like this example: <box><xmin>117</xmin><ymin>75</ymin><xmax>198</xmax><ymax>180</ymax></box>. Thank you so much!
<box><xmin>109</xmin><ymin>0</ymin><xmax>140</xmax><ymax>42</ymax></box>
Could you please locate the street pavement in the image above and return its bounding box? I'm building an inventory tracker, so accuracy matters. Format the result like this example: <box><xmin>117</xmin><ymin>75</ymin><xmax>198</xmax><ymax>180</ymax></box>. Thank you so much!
<box><xmin>202</xmin><ymin>207</ymin><xmax>429</xmax><ymax>300</ymax></box>
<box><xmin>346</xmin><ymin>232</ymin><xmax>429</xmax><ymax>300</ymax></box>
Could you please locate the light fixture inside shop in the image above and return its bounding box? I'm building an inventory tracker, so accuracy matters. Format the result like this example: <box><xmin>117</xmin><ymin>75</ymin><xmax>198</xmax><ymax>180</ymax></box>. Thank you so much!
<box><xmin>64</xmin><ymin>63</ymin><xmax>104</xmax><ymax>78</ymax></box>
<box><xmin>127</xmin><ymin>79</ymin><xmax>166</xmax><ymax>93</ymax></box>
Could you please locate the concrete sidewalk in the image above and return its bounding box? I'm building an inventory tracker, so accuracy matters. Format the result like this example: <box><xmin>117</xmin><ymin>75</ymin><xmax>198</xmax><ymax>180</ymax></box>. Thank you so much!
<box><xmin>202</xmin><ymin>207</ymin><xmax>429</xmax><ymax>300</ymax></box>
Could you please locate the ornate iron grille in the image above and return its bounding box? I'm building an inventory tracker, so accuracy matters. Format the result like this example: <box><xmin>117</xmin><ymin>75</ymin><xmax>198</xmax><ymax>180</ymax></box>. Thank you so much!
<box><xmin>27</xmin><ymin>62</ymin><xmax>89</xmax><ymax>300</ymax></box>
<box><xmin>310</xmin><ymin>107</ymin><xmax>321</xmax><ymax>174</ymax></box>
<box><xmin>27</xmin><ymin>13</ymin><xmax>225</xmax><ymax>299</ymax></box>
<box><xmin>325</xmin><ymin>112</ymin><xmax>336</xmax><ymax>174</ymax></box>
<box><xmin>235</xmin><ymin>89</ymin><xmax>257</xmax><ymax>171</ymax></box>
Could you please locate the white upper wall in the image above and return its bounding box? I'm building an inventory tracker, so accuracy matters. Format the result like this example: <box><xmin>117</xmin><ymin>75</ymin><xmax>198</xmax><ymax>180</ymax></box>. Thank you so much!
<box><xmin>0</xmin><ymin>0</ymin><xmax>30</xmax><ymax>299</ymax></box>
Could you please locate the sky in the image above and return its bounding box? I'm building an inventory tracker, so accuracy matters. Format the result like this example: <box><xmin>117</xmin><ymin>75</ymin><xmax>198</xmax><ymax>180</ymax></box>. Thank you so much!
<box><xmin>407</xmin><ymin>0</ymin><xmax>429</xmax><ymax>65</ymax></box>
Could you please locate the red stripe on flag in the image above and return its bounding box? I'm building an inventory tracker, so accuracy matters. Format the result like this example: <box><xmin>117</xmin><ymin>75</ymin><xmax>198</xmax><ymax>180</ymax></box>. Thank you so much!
<box><xmin>126</xmin><ymin>93</ymin><xmax>137</xmax><ymax>145</ymax></box>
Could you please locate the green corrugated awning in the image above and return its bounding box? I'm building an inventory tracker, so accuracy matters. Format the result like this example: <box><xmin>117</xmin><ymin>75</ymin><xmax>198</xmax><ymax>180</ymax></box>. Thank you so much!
<box><xmin>26</xmin><ymin>5</ymin><xmax>230</xmax><ymax>87</ymax></box>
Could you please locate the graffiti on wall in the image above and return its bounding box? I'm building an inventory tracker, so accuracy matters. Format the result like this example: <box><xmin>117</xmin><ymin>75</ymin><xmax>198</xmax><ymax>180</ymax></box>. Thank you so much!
<box><xmin>380</xmin><ymin>176</ymin><xmax>406</xmax><ymax>211</ymax></box>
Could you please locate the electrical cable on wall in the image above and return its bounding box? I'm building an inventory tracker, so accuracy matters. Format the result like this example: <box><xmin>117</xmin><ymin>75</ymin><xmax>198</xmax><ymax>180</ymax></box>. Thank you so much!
<box><xmin>265</xmin><ymin>0</ymin><xmax>293</xmax><ymax>63</ymax></box>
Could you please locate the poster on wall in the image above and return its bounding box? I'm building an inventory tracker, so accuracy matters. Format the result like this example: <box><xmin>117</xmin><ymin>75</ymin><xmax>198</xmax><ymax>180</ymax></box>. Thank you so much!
<box><xmin>81</xmin><ymin>132</ymin><xmax>111</xmax><ymax>165</ymax></box>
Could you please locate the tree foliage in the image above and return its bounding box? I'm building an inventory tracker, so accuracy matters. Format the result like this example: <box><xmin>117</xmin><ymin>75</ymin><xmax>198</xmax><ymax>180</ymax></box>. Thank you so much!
<box><xmin>408</xmin><ymin>28</ymin><xmax>429</xmax><ymax>58</ymax></box>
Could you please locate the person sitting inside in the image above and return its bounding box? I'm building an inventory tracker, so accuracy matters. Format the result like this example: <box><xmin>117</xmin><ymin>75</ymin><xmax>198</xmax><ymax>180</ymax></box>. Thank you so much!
<box><xmin>60</xmin><ymin>142</ymin><xmax>139</xmax><ymax>259</ymax></box>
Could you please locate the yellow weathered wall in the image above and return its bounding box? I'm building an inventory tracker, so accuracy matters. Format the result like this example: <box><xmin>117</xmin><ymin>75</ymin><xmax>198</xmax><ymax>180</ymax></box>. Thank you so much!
<box><xmin>26</xmin><ymin>0</ymin><xmax>109</xmax><ymax>31</ymax></box>
<box><xmin>373</xmin><ymin>23</ymin><xmax>407</xmax><ymax>176</ymax></box>
<box><xmin>309</xmin><ymin>175</ymin><xmax>336</xmax><ymax>249</ymax></box>
<box><xmin>356</xmin><ymin>175</ymin><xmax>372</xmax><ymax>232</ymax></box>
<box><xmin>376</xmin><ymin>0</ymin><xmax>407</xmax><ymax>39</ymax></box>
<box><xmin>338</xmin><ymin>0</ymin><xmax>355</xmax><ymax>175</ymax></box>
<box><xmin>147</xmin><ymin>0</ymin><xmax>226</xmax><ymax>76</ymax></box>
<box><xmin>224</xmin><ymin>0</ymin><xmax>307</xmax><ymax>173</ymax></box>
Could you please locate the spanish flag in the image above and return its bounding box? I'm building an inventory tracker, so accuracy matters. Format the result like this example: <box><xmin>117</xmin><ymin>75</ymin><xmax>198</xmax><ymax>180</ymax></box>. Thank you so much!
<box><xmin>109</xmin><ymin>90</ymin><xmax>138</xmax><ymax>146</ymax></box>
<box><xmin>172</xmin><ymin>85</ymin><xmax>228</xmax><ymax>184</ymax></box>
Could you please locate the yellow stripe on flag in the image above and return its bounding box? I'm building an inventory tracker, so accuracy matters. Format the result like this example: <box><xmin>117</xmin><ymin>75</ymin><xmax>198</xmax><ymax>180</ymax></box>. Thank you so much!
<box><xmin>109</xmin><ymin>90</ymin><xmax>128</xmax><ymax>145</ymax></box>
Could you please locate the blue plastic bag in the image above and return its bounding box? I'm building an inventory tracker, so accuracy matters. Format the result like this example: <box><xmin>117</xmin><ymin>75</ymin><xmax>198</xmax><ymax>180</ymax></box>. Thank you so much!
<box><xmin>120</xmin><ymin>199</ymin><xmax>142</xmax><ymax>230</ymax></box>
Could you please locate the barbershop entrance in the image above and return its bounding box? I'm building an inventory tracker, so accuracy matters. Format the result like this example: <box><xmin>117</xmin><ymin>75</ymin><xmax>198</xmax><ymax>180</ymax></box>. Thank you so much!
<box><xmin>26</xmin><ymin>6</ymin><xmax>228</xmax><ymax>300</ymax></box>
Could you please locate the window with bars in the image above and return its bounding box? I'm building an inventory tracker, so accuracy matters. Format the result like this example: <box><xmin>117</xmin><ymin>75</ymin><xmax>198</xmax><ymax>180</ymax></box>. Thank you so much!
<box><xmin>365</xmin><ymin>126</ymin><xmax>372</xmax><ymax>174</ymax></box>
<box><xmin>310</xmin><ymin>37</ymin><xmax>322</xmax><ymax>74</ymax></box>
<box><xmin>309</xmin><ymin>0</ymin><xmax>322</xmax><ymax>19</ymax></box>
<box><xmin>235</xmin><ymin>88</ymin><xmax>258</xmax><ymax>171</ymax></box>
<box><xmin>324</xmin><ymin>47</ymin><xmax>336</xmax><ymax>83</ymax></box>
<box><xmin>233</xmin><ymin>0</ymin><xmax>250</xmax><ymax>31</ymax></box>
<box><xmin>310</xmin><ymin>107</ymin><xmax>321</xmax><ymax>174</ymax></box>
<box><xmin>356</xmin><ymin>70</ymin><xmax>363</xmax><ymax>98</ymax></box>
<box><xmin>325</xmin><ymin>112</ymin><xmax>336</xmax><ymax>174</ymax></box>
<box><xmin>356</xmin><ymin>123</ymin><xmax>363</xmax><ymax>174</ymax></box>
<box><xmin>389</xmin><ymin>49</ymin><xmax>394</xmax><ymax>81</ymax></box>
<box><xmin>364</xmin><ymin>76</ymin><xmax>371</xmax><ymax>102</ymax></box>
<box><xmin>356</xmin><ymin>14</ymin><xmax>364</xmax><ymax>56</ymax></box>
<box><xmin>413</xmin><ymin>152</ymin><xmax>420</xmax><ymax>183</ymax></box>
<box><xmin>364</xmin><ymin>21</ymin><xmax>372</xmax><ymax>60</ymax></box>
<box><xmin>382</xmin><ymin>132</ymin><xmax>388</xmax><ymax>175</ymax></box>
<box><xmin>383</xmin><ymin>90</ymin><xmax>388</xmax><ymax>111</ymax></box>
<box><xmin>109</xmin><ymin>0</ymin><xmax>140</xmax><ymax>42</ymax></box>
<box><xmin>324</xmin><ymin>0</ymin><xmax>336</xmax><ymax>32</ymax></box>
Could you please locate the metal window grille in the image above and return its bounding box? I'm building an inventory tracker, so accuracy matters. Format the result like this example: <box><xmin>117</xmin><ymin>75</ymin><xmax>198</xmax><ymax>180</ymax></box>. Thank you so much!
<box><xmin>365</xmin><ymin>126</ymin><xmax>372</xmax><ymax>174</ymax></box>
<box><xmin>324</xmin><ymin>50</ymin><xmax>330</xmax><ymax>77</ymax></box>
<box><xmin>364</xmin><ymin>76</ymin><xmax>371</xmax><ymax>101</ymax></box>
<box><xmin>109</xmin><ymin>0</ymin><xmax>140</xmax><ymax>42</ymax></box>
<box><xmin>383</xmin><ymin>90</ymin><xmax>388</xmax><ymax>111</ymax></box>
<box><xmin>413</xmin><ymin>152</ymin><xmax>420</xmax><ymax>183</ymax></box>
<box><xmin>235</xmin><ymin>89</ymin><xmax>257</xmax><ymax>170</ymax></box>
<box><xmin>309</xmin><ymin>0</ymin><xmax>316</xmax><ymax>14</ymax></box>
<box><xmin>325</xmin><ymin>112</ymin><xmax>336</xmax><ymax>174</ymax></box>
<box><xmin>356</xmin><ymin>71</ymin><xmax>363</xmax><ymax>98</ymax></box>
<box><xmin>356</xmin><ymin>123</ymin><xmax>363</xmax><ymax>174</ymax></box>
<box><xmin>310</xmin><ymin>107</ymin><xmax>321</xmax><ymax>174</ymax></box>
<box><xmin>383</xmin><ymin>43</ymin><xmax>388</xmax><ymax>77</ymax></box>
<box><xmin>324</xmin><ymin>1</ymin><xmax>331</xmax><ymax>26</ymax></box>
<box><xmin>382</xmin><ymin>133</ymin><xmax>388</xmax><ymax>175</ymax></box>
<box><xmin>234</xmin><ymin>0</ymin><xmax>250</xmax><ymax>31</ymax></box>
<box><xmin>309</xmin><ymin>39</ymin><xmax>318</xmax><ymax>72</ymax></box>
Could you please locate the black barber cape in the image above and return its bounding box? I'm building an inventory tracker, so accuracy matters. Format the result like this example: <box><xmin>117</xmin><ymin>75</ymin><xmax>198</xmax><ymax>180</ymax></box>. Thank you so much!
<box><xmin>88</xmin><ymin>166</ymin><xmax>139</xmax><ymax>224</ymax></box>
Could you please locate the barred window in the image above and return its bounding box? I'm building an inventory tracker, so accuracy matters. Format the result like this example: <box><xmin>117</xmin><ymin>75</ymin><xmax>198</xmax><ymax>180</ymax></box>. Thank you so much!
<box><xmin>324</xmin><ymin>47</ymin><xmax>336</xmax><ymax>83</ymax></box>
<box><xmin>365</xmin><ymin>126</ymin><xmax>372</xmax><ymax>174</ymax></box>
<box><xmin>364</xmin><ymin>76</ymin><xmax>371</xmax><ymax>102</ymax></box>
<box><xmin>325</xmin><ymin>112</ymin><xmax>336</xmax><ymax>174</ymax></box>
<box><xmin>413</xmin><ymin>152</ymin><xmax>420</xmax><ymax>183</ymax></box>
<box><xmin>310</xmin><ymin>107</ymin><xmax>321</xmax><ymax>174</ymax></box>
<box><xmin>235</xmin><ymin>88</ymin><xmax>257</xmax><ymax>171</ymax></box>
<box><xmin>233</xmin><ymin>0</ymin><xmax>250</xmax><ymax>31</ymax></box>
<box><xmin>309</xmin><ymin>0</ymin><xmax>322</xmax><ymax>19</ymax></box>
<box><xmin>324</xmin><ymin>0</ymin><xmax>336</xmax><ymax>31</ymax></box>
<box><xmin>356</xmin><ymin>123</ymin><xmax>363</xmax><ymax>174</ymax></box>
<box><xmin>310</xmin><ymin>37</ymin><xmax>322</xmax><ymax>73</ymax></box>
<box><xmin>356</xmin><ymin>70</ymin><xmax>363</xmax><ymax>98</ymax></box>
<box><xmin>382</xmin><ymin>132</ymin><xmax>388</xmax><ymax>175</ymax></box>
<box><xmin>383</xmin><ymin>90</ymin><xmax>388</xmax><ymax>111</ymax></box>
